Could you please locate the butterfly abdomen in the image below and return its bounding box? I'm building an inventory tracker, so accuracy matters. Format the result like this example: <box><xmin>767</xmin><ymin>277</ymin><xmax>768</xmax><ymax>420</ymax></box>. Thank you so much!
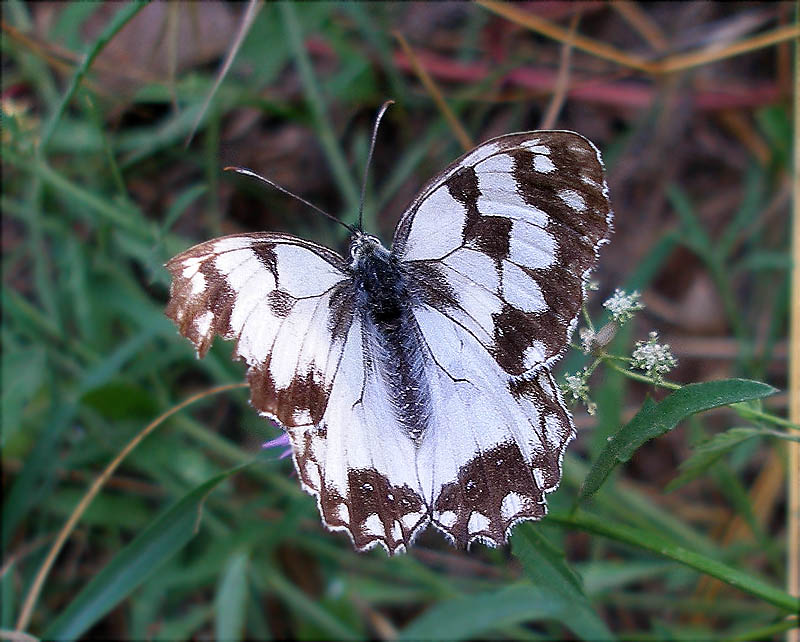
<box><xmin>353</xmin><ymin>242</ymin><xmax>432</xmax><ymax>442</ymax></box>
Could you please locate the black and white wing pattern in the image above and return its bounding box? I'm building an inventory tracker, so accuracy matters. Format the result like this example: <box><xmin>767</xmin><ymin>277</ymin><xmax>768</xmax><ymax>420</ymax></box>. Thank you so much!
<box><xmin>390</xmin><ymin>131</ymin><xmax>612</xmax><ymax>546</ymax></box>
<box><xmin>166</xmin><ymin>233</ymin><xmax>351</xmax><ymax>427</ymax></box>
<box><xmin>166</xmin><ymin>129</ymin><xmax>612</xmax><ymax>554</ymax></box>
<box><xmin>166</xmin><ymin>233</ymin><xmax>430</xmax><ymax>553</ymax></box>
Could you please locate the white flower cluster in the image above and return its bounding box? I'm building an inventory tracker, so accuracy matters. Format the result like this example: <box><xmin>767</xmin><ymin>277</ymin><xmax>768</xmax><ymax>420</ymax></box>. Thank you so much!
<box><xmin>562</xmin><ymin>368</ymin><xmax>597</xmax><ymax>415</ymax></box>
<box><xmin>631</xmin><ymin>332</ymin><xmax>677</xmax><ymax>382</ymax></box>
<box><xmin>603</xmin><ymin>289</ymin><xmax>644</xmax><ymax>324</ymax></box>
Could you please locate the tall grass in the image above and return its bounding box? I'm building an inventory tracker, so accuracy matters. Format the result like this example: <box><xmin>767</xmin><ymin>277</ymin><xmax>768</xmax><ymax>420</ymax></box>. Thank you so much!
<box><xmin>2</xmin><ymin>2</ymin><xmax>798</xmax><ymax>640</ymax></box>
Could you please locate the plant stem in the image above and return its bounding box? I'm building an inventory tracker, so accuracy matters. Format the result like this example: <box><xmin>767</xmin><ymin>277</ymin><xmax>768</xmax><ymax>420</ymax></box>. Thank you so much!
<box><xmin>548</xmin><ymin>511</ymin><xmax>800</xmax><ymax>613</ymax></box>
<box><xmin>787</xmin><ymin>12</ymin><xmax>800</xmax><ymax>642</ymax></box>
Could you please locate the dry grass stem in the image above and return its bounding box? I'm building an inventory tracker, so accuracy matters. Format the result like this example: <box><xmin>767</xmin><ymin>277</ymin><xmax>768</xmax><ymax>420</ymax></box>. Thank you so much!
<box><xmin>477</xmin><ymin>1</ymin><xmax>800</xmax><ymax>75</ymax></box>
<box><xmin>716</xmin><ymin>110</ymin><xmax>771</xmax><ymax>166</ymax></box>
<box><xmin>787</xmin><ymin>20</ymin><xmax>800</xmax><ymax>642</ymax></box>
<box><xmin>393</xmin><ymin>31</ymin><xmax>474</xmax><ymax>152</ymax></box>
<box><xmin>477</xmin><ymin>0</ymin><xmax>653</xmax><ymax>72</ymax></box>
<box><xmin>658</xmin><ymin>23</ymin><xmax>800</xmax><ymax>74</ymax></box>
<box><xmin>539</xmin><ymin>11</ymin><xmax>580</xmax><ymax>130</ymax></box>
<box><xmin>611</xmin><ymin>0</ymin><xmax>668</xmax><ymax>52</ymax></box>
<box><xmin>185</xmin><ymin>0</ymin><xmax>262</xmax><ymax>147</ymax></box>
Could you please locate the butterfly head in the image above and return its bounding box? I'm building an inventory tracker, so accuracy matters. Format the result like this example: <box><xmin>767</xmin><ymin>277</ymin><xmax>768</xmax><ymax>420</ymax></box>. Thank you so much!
<box><xmin>349</xmin><ymin>232</ymin><xmax>388</xmax><ymax>268</ymax></box>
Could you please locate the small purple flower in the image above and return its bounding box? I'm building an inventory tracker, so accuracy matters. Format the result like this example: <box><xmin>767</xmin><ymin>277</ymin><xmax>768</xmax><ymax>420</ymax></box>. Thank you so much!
<box><xmin>262</xmin><ymin>433</ymin><xmax>293</xmax><ymax>459</ymax></box>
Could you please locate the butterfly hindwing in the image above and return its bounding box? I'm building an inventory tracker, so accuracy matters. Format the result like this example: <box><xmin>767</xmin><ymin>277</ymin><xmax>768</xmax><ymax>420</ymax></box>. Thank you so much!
<box><xmin>412</xmin><ymin>303</ymin><xmax>575</xmax><ymax>546</ymax></box>
<box><xmin>288</xmin><ymin>314</ymin><xmax>428</xmax><ymax>554</ymax></box>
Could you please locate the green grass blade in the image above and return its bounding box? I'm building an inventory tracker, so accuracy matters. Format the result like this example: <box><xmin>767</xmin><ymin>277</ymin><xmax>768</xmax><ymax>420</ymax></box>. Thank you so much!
<box><xmin>512</xmin><ymin>526</ymin><xmax>615</xmax><ymax>641</ymax></box>
<box><xmin>547</xmin><ymin>511</ymin><xmax>800</xmax><ymax>613</ymax></box>
<box><xmin>579</xmin><ymin>379</ymin><xmax>777</xmax><ymax>500</ymax></box>
<box><xmin>214</xmin><ymin>550</ymin><xmax>250</xmax><ymax>642</ymax></box>
<box><xmin>280</xmin><ymin>2</ymin><xmax>360</xmax><ymax>215</ymax></box>
<box><xmin>667</xmin><ymin>426</ymin><xmax>800</xmax><ymax>491</ymax></box>
<box><xmin>399</xmin><ymin>582</ymin><xmax>582</xmax><ymax>641</ymax></box>
<box><xmin>3</xmin><ymin>149</ymin><xmax>151</xmax><ymax>239</ymax></box>
<box><xmin>665</xmin><ymin>184</ymin><xmax>713</xmax><ymax>256</ymax></box>
<box><xmin>38</xmin><ymin>2</ymin><xmax>146</xmax><ymax>153</ymax></box>
<box><xmin>264</xmin><ymin>569</ymin><xmax>361</xmax><ymax>640</ymax></box>
<box><xmin>43</xmin><ymin>466</ymin><xmax>246</xmax><ymax>641</ymax></box>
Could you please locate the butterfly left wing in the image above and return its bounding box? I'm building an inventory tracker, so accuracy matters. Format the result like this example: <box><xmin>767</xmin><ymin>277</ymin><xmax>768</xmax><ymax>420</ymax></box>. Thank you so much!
<box><xmin>166</xmin><ymin>232</ymin><xmax>428</xmax><ymax>553</ymax></box>
<box><xmin>166</xmin><ymin>232</ymin><xmax>352</xmax><ymax>428</ymax></box>
<box><xmin>391</xmin><ymin>131</ymin><xmax>612</xmax><ymax>546</ymax></box>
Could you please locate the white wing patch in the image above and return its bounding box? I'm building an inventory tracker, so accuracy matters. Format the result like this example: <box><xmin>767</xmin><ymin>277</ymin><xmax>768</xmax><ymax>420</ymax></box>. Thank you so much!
<box><xmin>166</xmin><ymin>233</ymin><xmax>351</xmax><ymax>428</ymax></box>
<box><xmin>401</xmin><ymin>186</ymin><xmax>467</xmax><ymax>261</ymax></box>
<box><xmin>412</xmin><ymin>303</ymin><xmax>574</xmax><ymax>547</ymax></box>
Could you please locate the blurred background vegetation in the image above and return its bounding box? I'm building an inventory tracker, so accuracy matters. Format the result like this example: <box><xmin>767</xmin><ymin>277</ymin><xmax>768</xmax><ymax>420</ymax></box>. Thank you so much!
<box><xmin>2</xmin><ymin>2</ymin><xmax>798</xmax><ymax>640</ymax></box>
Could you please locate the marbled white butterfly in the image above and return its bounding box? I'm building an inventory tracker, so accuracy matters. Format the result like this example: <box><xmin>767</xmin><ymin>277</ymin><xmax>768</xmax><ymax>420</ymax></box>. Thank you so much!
<box><xmin>166</xmin><ymin>106</ymin><xmax>612</xmax><ymax>554</ymax></box>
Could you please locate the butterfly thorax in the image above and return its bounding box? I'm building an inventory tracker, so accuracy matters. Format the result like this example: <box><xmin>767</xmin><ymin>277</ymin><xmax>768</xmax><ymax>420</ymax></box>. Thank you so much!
<box><xmin>350</xmin><ymin>234</ymin><xmax>432</xmax><ymax>443</ymax></box>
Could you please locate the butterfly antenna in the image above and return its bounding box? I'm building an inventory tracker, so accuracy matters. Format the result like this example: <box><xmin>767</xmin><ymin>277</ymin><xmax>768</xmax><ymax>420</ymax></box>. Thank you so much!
<box><xmin>357</xmin><ymin>99</ymin><xmax>394</xmax><ymax>232</ymax></box>
<box><xmin>224</xmin><ymin>166</ymin><xmax>356</xmax><ymax>234</ymax></box>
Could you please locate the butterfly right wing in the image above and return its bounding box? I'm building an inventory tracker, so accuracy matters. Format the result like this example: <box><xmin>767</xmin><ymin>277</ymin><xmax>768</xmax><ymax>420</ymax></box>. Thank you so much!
<box><xmin>393</xmin><ymin>131</ymin><xmax>612</xmax><ymax>376</ymax></box>
<box><xmin>386</xmin><ymin>131</ymin><xmax>612</xmax><ymax>547</ymax></box>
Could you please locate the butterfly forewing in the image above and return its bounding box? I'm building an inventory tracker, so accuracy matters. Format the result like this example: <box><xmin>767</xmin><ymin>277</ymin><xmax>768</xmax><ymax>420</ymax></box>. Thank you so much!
<box><xmin>394</xmin><ymin>131</ymin><xmax>611</xmax><ymax>375</ymax></box>
<box><xmin>165</xmin><ymin>129</ymin><xmax>612</xmax><ymax>554</ymax></box>
<box><xmin>167</xmin><ymin>232</ymin><xmax>428</xmax><ymax>553</ymax></box>
<box><xmin>166</xmin><ymin>233</ymin><xmax>351</xmax><ymax>426</ymax></box>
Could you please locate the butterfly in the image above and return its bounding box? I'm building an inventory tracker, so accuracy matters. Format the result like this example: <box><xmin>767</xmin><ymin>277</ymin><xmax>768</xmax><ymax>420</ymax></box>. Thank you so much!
<box><xmin>166</xmin><ymin>116</ymin><xmax>612</xmax><ymax>554</ymax></box>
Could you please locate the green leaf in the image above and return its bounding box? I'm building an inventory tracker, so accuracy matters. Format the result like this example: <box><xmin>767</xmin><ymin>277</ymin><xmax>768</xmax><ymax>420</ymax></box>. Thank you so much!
<box><xmin>547</xmin><ymin>510</ymin><xmax>800</xmax><ymax>613</ymax></box>
<box><xmin>80</xmin><ymin>381</ymin><xmax>158</xmax><ymax>420</ymax></box>
<box><xmin>512</xmin><ymin>526</ymin><xmax>615</xmax><ymax>641</ymax></box>
<box><xmin>214</xmin><ymin>550</ymin><xmax>250</xmax><ymax>642</ymax></box>
<box><xmin>399</xmin><ymin>580</ymin><xmax>608</xmax><ymax>641</ymax></box>
<box><xmin>667</xmin><ymin>426</ymin><xmax>800</xmax><ymax>491</ymax></box>
<box><xmin>580</xmin><ymin>379</ymin><xmax>777</xmax><ymax>500</ymax></box>
<box><xmin>1</xmin><ymin>345</ymin><xmax>46</xmax><ymax>446</ymax></box>
<box><xmin>43</xmin><ymin>466</ymin><xmax>246</xmax><ymax>641</ymax></box>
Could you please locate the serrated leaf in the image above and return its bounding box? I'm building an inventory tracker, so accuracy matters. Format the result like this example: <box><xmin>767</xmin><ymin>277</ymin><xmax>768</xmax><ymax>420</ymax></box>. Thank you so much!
<box><xmin>580</xmin><ymin>379</ymin><xmax>777</xmax><ymax>500</ymax></box>
<box><xmin>512</xmin><ymin>525</ymin><xmax>615</xmax><ymax>641</ymax></box>
<box><xmin>43</xmin><ymin>465</ymin><xmax>245</xmax><ymax>641</ymax></box>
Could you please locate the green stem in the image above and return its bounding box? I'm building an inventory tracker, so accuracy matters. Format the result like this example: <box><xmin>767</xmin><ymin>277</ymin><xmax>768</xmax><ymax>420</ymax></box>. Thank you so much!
<box><xmin>734</xmin><ymin>406</ymin><xmax>800</xmax><ymax>431</ymax></box>
<box><xmin>280</xmin><ymin>3</ymin><xmax>360</xmax><ymax>216</ymax></box>
<box><xmin>721</xmin><ymin>616</ymin><xmax>798</xmax><ymax>642</ymax></box>
<box><xmin>548</xmin><ymin>510</ymin><xmax>800</xmax><ymax>613</ymax></box>
<box><xmin>605</xmin><ymin>361</ymin><xmax>682</xmax><ymax>390</ymax></box>
<box><xmin>38</xmin><ymin>2</ymin><xmax>146</xmax><ymax>153</ymax></box>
